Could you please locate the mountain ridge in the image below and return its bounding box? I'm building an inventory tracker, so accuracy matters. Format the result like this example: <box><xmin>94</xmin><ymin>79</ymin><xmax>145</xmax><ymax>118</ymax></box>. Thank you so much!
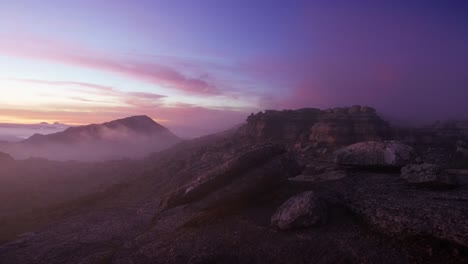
<box><xmin>0</xmin><ymin>115</ymin><xmax>181</xmax><ymax>161</ymax></box>
<box><xmin>23</xmin><ymin>115</ymin><xmax>176</xmax><ymax>144</ymax></box>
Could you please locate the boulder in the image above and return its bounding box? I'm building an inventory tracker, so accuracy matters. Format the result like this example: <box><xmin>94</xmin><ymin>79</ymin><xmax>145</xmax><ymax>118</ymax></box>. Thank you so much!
<box><xmin>401</xmin><ymin>164</ymin><xmax>457</xmax><ymax>187</ymax></box>
<box><xmin>456</xmin><ymin>140</ymin><xmax>468</xmax><ymax>157</ymax></box>
<box><xmin>290</xmin><ymin>162</ymin><xmax>348</xmax><ymax>183</ymax></box>
<box><xmin>271</xmin><ymin>191</ymin><xmax>327</xmax><ymax>229</ymax></box>
<box><xmin>341</xmin><ymin>174</ymin><xmax>468</xmax><ymax>248</ymax></box>
<box><xmin>198</xmin><ymin>154</ymin><xmax>300</xmax><ymax>208</ymax></box>
<box><xmin>161</xmin><ymin>144</ymin><xmax>288</xmax><ymax>209</ymax></box>
<box><xmin>334</xmin><ymin>141</ymin><xmax>414</xmax><ymax>167</ymax></box>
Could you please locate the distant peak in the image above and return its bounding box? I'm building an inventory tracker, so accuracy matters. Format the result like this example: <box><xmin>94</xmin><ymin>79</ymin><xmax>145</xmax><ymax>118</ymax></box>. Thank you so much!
<box><xmin>109</xmin><ymin>115</ymin><xmax>159</xmax><ymax>126</ymax></box>
<box><xmin>122</xmin><ymin>115</ymin><xmax>154</xmax><ymax>121</ymax></box>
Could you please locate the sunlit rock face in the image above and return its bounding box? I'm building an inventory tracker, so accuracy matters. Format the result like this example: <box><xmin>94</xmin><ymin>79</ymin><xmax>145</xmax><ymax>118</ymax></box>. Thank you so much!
<box><xmin>240</xmin><ymin>106</ymin><xmax>391</xmax><ymax>147</ymax></box>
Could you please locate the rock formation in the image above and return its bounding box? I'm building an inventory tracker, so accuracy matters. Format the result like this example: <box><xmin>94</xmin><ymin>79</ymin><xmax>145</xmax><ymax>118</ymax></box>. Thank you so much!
<box><xmin>161</xmin><ymin>144</ymin><xmax>296</xmax><ymax>209</ymax></box>
<box><xmin>240</xmin><ymin>106</ymin><xmax>391</xmax><ymax>147</ymax></box>
<box><xmin>334</xmin><ymin>141</ymin><xmax>414</xmax><ymax>167</ymax></box>
<box><xmin>1</xmin><ymin>107</ymin><xmax>468</xmax><ymax>264</ymax></box>
<box><xmin>309</xmin><ymin>105</ymin><xmax>390</xmax><ymax>145</ymax></box>
<box><xmin>271</xmin><ymin>191</ymin><xmax>328</xmax><ymax>229</ymax></box>
<box><xmin>401</xmin><ymin>164</ymin><xmax>458</xmax><ymax>187</ymax></box>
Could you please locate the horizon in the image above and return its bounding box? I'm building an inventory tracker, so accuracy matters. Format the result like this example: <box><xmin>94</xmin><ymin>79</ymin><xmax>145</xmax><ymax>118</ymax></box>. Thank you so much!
<box><xmin>1</xmin><ymin>1</ymin><xmax>468</xmax><ymax>260</ymax></box>
<box><xmin>2</xmin><ymin>106</ymin><xmax>468</xmax><ymax>142</ymax></box>
<box><xmin>2</xmin><ymin>1</ymin><xmax>468</xmax><ymax>138</ymax></box>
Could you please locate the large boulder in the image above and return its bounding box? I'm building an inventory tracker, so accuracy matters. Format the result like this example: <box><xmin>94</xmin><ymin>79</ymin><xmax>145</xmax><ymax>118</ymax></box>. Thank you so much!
<box><xmin>290</xmin><ymin>162</ymin><xmax>348</xmax><ymax>183</ymax></box>
<box><xmin>401</xmin><ymin>164</ymin><xmax>457</xmax><ymax>187</ymax></box>
<box><xmin>334</xmin><ymin>141</ymin><xmax>414</xmax><ymax>167</ymax></box>
<box><xmin>161</xmin><ymin>144</ymin><xmax>292</xmax><ymax>209</ymax></box>
<box><xmin>341</xmin><ymin>174</ymin><xmax>468</xmax><ymax>248</ymax></box>
<box><xmin>456</xmin><ymin>140</ymin><xmax>468</xmax><ymax>157</ymax></box>
<box><xmin>271</xmin><ymin>191</ymin><xmax>328</xmax><ymax>229</ymax></box>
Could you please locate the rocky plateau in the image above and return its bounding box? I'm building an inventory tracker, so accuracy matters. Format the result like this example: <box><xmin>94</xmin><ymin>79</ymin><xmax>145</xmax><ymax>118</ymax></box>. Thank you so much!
<box><xmin>0</xmin><ymin>106</ymin><xmax>467</xmax><ymax>264</ymax></box>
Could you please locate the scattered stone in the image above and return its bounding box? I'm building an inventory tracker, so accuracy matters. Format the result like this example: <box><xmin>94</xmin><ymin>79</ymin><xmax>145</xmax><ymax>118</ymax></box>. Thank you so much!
<box><xmin>401</xmin><ymin>164</ymin><xmax>458</xmax><ymax>187</ymax></box>
<box><xmin>271</xmin><ymin>191</ymin><xmax>328</xmax><ymax>229</ymax></box>
<box><xmin>334</xmin><ymin>141</ymin><xmax>414</xmax><ymax>167</ymax></box>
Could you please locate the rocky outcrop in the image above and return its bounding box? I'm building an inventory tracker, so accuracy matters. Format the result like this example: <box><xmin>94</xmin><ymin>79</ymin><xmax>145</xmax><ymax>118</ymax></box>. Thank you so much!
<box><xmin>161</xmin><ymin>144</ymin><xmax>289</xmax><ymax>209</ymax></box>
<box><xmin>340</xmin><ymin>173</ymin><xmax>468</xmax><ymax>248</ymax></box>
<box><xmin>241</xmin><ymin>108</ymin><xmax>322</xmax><ymax>142</ymax></box>
<box><xmin>240</xmin><ymin>106</ymin><xmax>390</xmax><ymax>147</ymax></box>
<box><xmin>456</xmin><ymin>140</ymin><xmax>468</xmax><ymax>157</ymax></box>
<box><xmin>289</xmin><ymin>162</ymin><xmax>348</xmax><ymax>183</ymax></box>
<box><xmin>334</xmin><ymin>141</ymin><xmax>414</xmax><ymax>167</ymax></box>
<box><xmin>310</xmin><ymin>106</ymin><xmax>390</xmax><ymax>146</ymax></box>
<box><xmin>271</xmin><ymin>191</ymin><xmax>327</xmax><ymax>229</ymax></box>
<box><xmin>401</xmin><ymin>164</ymin><xmax>458</xmax><ymax>187</ymax></box>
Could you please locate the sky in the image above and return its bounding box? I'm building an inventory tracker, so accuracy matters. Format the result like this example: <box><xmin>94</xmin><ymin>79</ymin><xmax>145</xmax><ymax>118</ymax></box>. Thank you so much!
<box><xmin>1</xmin><ymin>0</ymin><xmax>468</xmax><ymax>137</ymax></box>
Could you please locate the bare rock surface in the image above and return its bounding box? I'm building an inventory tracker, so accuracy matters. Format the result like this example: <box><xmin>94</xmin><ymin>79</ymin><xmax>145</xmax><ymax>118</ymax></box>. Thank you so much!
<box><xmin>401</xmin><ymin>164</ymin><xmax>458</xmax><ymax>187</ymax></box>
<box><xmin>161</xmin><ymin>144</ymin><xmax>288</xmax><ymax>209</ymax></box>
<box><xmin>240</xmin><ymin>106</ymin><xmax>390</xmax><ymax>147</ymax></box>
<box><xmin>310</xmin><ymin>106</ymin><xmax>390</xmax><ymax>145</ymax></box>
<box><xmin>339</xmin><ymin>173</ymin><xmax>468</xmax><ymax>248</ymax></box>
<box><xmin>271</xmin><ymin>191</ymin><xmax>328</xmax><ymax>229</ymax></box>
<box><xmin>334</xmin><ymin>141</ymin><xmax>414</xmax><ymax>167</ymax></box>
<box><xmin>1</xmin><ymin>109</ymin><xmax>468</xmax><ymax>264</ymax></box>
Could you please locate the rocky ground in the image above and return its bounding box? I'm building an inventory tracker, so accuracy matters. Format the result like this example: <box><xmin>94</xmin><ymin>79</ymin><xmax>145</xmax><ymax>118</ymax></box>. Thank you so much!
<box><xmin>0</xmin><ymin>106</ymin><xmax>467</xmax><ymax>263</ymax></box>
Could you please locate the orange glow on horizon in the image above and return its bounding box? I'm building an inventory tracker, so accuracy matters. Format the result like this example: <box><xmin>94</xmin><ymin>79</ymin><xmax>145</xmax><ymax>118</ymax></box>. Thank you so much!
<box><xmin>0</xmin><ymin>114</ymin><xmax>171</xmax><ymax>126</ymax></box>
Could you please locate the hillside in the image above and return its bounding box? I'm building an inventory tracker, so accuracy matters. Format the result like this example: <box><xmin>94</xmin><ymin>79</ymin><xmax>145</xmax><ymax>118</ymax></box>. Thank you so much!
<box><xmin>0</xmin><ymin>106</ymin><xmax>467</xmax><ymax>263</ymax></box>
<box><xmin>0</xmin><ymin>116</ymin><xmax>181</xmax><ymax>161</ymax></box>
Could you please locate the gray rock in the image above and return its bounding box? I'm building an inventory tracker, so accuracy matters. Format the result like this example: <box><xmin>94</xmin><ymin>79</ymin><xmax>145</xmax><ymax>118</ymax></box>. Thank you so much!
<box><xmin>401</xmin><ymin>164</ymin><xmax>458</xmax><ymax>187</ymax></box>
<box><xmin>271</xmin><ymin>191</ymin><xmax>327</xmax><ymax>229</ymax></box>
<box><xmin>340</xmin><ymin>173</ymin><xmax>468</xmax><ymax>248</ymax></box>
<box><xmin>161</xmin><ymin>144</ymin><xmax>287</xmax><ymax>209</ymax></box>
<box><xmin>334</xmin><ymin>141</ymin><xmax>414</xmax><ymax>167</ymax></box>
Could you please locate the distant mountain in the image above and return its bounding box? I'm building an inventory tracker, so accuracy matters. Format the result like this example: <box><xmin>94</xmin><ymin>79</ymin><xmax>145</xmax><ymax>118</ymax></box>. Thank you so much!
<box><xmin>1</xmin><ymin>116</ymin><xmax>181</xmax><ymax>161</ymax></box>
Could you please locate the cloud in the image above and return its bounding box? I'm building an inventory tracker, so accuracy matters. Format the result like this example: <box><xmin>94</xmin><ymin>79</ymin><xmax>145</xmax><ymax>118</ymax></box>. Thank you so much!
<box><xmin>0</xmin><ymin>103</ymin><xmax>249</xmax><ymax>138</ymax></box>
<box><xmin>8</xmin><ymin>78</ymin><xmax>115</xmax><ymax>92</ymax></box>
<box><xmin>9</xmin><ymin>78</ymin><xmax>166</xmax><ymax>108</ymax></box>
<box><xmin>0</xmin><ymin>33</ymin><xmax>224</xmax><ymax>96</ymax></box>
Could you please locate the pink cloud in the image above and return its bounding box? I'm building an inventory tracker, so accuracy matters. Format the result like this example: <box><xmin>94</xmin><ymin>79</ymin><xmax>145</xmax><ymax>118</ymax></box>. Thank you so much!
<box><xmin>8</xmin><ymin>78</ymin><xmax>115</xmax><ymax>92</ymax></box>
<box><xmin>9</xmin><ymin>78</ymin><xmax>166</xmax><ymax>108</ymax></box>
<box><xmin>0</xmin><ymin>103</ymin><xmax>249</xmax><ymax>138</ymax></box>
<box><xmin>0</xmin><ymin>33</ymin><xmax>223</xmax><ymax>96</ymax></box>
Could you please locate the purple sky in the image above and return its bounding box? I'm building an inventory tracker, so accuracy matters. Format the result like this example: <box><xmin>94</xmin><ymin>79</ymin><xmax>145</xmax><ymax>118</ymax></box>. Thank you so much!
<box><xmin>1</xmin><ymin>0</ymin><xmax>468</xmax><ymax>137</ymax></box>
